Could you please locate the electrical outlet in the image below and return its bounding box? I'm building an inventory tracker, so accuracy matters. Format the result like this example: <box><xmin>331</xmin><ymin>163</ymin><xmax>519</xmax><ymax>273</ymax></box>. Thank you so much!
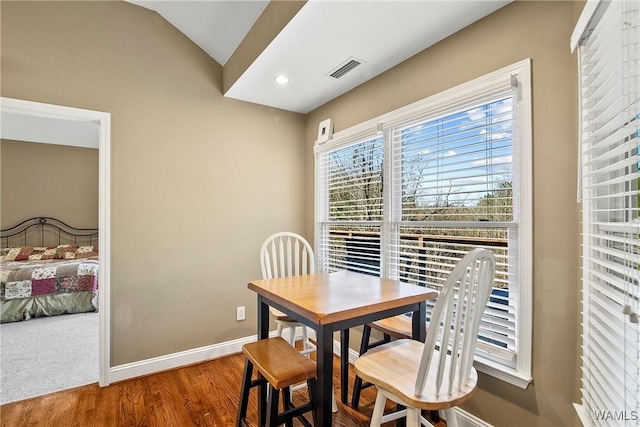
<box><xmin>236</xmin><ymin>306</ymin><xmax>245</xmax><ymax>321</ymax></box>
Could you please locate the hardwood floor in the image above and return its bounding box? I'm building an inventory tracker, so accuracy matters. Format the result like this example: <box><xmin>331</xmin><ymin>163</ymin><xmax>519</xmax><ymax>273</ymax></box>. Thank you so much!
<box><xmin>0</xmin><ymin>352</ymin><xmax>445</xmax><ymax>426</ymax></box>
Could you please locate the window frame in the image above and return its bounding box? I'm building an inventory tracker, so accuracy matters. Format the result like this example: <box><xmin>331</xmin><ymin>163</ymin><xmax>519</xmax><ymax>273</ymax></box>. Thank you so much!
<box><xmin>315</xmin><ymin>59</ymin><xmax>532</xmax><ymax>388</ymax></box>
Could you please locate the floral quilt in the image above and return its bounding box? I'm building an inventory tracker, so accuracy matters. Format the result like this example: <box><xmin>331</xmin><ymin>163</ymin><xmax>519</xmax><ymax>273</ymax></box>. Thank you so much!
<box><xmin>0</xmin><ymin>257</ymin><xmax>99</xmax><ymax>301</ymax></box>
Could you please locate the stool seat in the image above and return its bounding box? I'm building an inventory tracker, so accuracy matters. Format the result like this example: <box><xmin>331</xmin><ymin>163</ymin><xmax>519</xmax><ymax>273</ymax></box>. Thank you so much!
<box><xmin>237</xmin><ymin>337</ymin><xmax>317</xmax><ymax>427</ymax></box>
<box><xmin>369</xmin><ymin>314</ymin><xmax>412</xmax><ymax>340</ymax></box>
<box><xmin>243</xmin><ymin>337</ymin><xmax>317</xmax><ymax>390</ymax></box>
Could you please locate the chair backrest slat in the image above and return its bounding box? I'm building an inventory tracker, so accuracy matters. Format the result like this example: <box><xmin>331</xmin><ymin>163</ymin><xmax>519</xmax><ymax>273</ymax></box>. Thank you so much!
<box><xmin>260</xmin><ymin>232</ymin><xmax>315</xmax><ymax>280</ymax></box>
<box><xmin>414</xmin><ymin>248</ymin><xmax>495</xmax><ymax>397</ymax></box>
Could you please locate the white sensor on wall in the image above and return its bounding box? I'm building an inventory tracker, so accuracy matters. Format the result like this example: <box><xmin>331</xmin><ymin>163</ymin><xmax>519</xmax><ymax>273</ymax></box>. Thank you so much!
<box><xmin>316</xmin><ymin>118</ymin><xmax>333</xmax><ymax>145</ymax></box>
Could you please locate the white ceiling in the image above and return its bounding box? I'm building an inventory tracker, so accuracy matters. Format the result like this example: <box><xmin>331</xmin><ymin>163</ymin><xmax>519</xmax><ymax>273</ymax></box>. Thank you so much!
<box><xmin>127</xmin><ymin>0</ymin><xmax>269</xmax><ymax>66</ymax></box>
<box><xmin>0</xmin><ymin>110</ymin><xmax>99</xmax><ymax>149</ymax></box>
<box><xmin>1</xmin><ymin>0</ymin><xmax>512</xmax><ymax>147</ymax></box>
<box><xmin>127</xmin><ymin>0</ymin><xmax>512</xmax><ymax>114</ymax></box>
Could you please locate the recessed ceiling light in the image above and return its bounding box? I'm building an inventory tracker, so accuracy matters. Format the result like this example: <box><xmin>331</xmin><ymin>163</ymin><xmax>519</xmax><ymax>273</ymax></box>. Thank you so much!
<box><xmin>274</xmin><ymin>75</ymin><xmax>289</xmax><ymax>85</ymax></box>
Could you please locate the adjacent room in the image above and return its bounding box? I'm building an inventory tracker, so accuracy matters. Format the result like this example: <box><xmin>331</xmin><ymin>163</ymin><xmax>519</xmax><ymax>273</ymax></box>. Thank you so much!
<box><xmin>1</xmin><ymin>1</ymin><xmax>637</xmax><ymax>426</ymax></box>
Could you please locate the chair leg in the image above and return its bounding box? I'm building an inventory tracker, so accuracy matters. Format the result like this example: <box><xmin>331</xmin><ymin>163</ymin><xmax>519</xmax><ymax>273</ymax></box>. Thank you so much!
<box><xmin>236</xmin><ymin>359</ymin><xmax>254</xmax><ymax>427</ymax></box>
<box><xmin>352</xmin><ymin>324</ymin><xmax>373</xmax><ymax>408</ymax></box>
<box><xmin>287</xmin><ymin>326</ymin><xmax>296</xmax><ymax>347</ymax></box>
<box><xmin>302</xmin><ymin>326</ymin><xmax>310</xmax><ymax>352</ymax></box>
<box><xmin>443</xmin><ymin>408</ymin><xmax>458</xmax><ymax>427</ymax></box>
<box><xmin>276</xmin><ymin>322</ymin><xmax>284</xmax><ymax>338</ymax></box>
<box><xmin>370</xmin><ymin>388</ymin><xmax>386</xmax><ymax>427</ymax></box>
<box><xmin>406</xmin><ymin>408</ymin><xmax>420</xmax><ymax>427</ymax></box>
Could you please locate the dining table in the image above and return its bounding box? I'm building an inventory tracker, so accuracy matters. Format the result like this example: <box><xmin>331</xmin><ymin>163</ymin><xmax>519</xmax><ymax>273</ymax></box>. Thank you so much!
<box><xmin>247</xmin><ymin>270</ymin><xmax>438</xmax><ymax>426</ymax></box>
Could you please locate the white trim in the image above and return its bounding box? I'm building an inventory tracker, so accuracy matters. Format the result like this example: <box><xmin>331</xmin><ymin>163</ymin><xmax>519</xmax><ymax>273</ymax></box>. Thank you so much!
<box><xmin>514</xmin><ymin>59</ymin><xmax>533</xmax><ymax>388</ymax></box>
<box><xmin>574</xmin><ymin>403</ymin><xmax>588</xmax><ymax>426</ymax></box>
<box><xmin>110</xmin><ymin>329</ymin><xmax>287</xmax><ymax>383</ymax></box>
<box><xmin>0</xmin><ymin>97</ymin><xmax>111</xmax><ymax>387</ymax></box>
<box><xmin>474</xmin><ymin>358</ymin><xmax>532</xmax><ymax>389</ymax></box>
<box><xmin>110</xmin><ymin>335</ymin><xmax>258</xmax><ymax>383</ymax></box>
<box><xmin>570</xmin><ymin>0</ymin><xmax>602</xmax><ymax>52</ymax></box>
<box><xmin>452</xmin><ymin>407</ymin><xmax>496</xmax><ymax>427</ymax></box>
<box><xmin>315</xmin><ymin>59</ymin><xmax>529</xmax><ymax>155</ymax></box>
<box><xmin>98</xmin><ymin>113</ymin><xmax>111</xmax><ymax>387</ymax></box>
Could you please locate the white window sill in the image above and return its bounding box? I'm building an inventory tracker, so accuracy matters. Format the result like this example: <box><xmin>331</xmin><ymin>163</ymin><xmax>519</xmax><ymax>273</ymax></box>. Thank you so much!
<box><xmin>474</xmin><ymin>357</ymin><xmax>532</xmax><ymax>389</ymax></box>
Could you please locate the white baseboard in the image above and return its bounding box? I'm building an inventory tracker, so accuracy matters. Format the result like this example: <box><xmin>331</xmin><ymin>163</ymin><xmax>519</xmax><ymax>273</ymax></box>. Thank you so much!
<box><xmin>452</xmin><ymin>408</ymin><xmax>495</xmax><ymax>427</ymax></box>
<box><xmin>109</xmin><ymin>330</ymin><xmax>282</xmax><ymax>384</ymax></box>
<box><xmin>108</xmin><ymin>330</ymin><xmax>493</xmax><ymax>427</ymax></box>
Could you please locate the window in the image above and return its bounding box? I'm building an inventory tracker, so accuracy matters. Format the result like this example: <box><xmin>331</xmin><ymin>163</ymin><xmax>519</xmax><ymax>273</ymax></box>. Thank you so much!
<box><xmin>572</xmin><ymin>0</ymin><xmax>640</xmax><ymax>424</ymax></box>
<box><xmin>315</xmin><ymin>59</ymin><xmax>532</xmax><ymax>388</ymax></box>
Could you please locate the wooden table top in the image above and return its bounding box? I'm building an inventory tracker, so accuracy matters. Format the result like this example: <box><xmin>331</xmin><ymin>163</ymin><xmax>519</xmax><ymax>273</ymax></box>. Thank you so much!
<box><xmin>248</xmin><ymin>270</ymin><xmax>437</xmax><ymax>326</ymax></box>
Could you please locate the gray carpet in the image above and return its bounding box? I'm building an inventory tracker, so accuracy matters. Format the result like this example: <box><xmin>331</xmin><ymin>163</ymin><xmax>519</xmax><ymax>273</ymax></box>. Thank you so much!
<box><xmin>0</xmin><ymin>312</ymin><xmax>99</xmax><ymax>404</ymax></box>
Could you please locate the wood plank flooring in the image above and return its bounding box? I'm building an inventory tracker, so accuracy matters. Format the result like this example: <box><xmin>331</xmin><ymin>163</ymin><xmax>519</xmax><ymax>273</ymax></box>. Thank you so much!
<box><xmin>0</xmin><ymin>351</ymin><xmax>445</xmax><ymax>426</ymax></box>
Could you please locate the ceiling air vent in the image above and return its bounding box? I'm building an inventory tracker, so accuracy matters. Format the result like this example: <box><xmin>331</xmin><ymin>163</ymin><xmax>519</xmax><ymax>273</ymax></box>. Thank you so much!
<box><xmin>327</xmin><ymin>57</ymin><xmax>364</xmax><ymax>79</ymax></box>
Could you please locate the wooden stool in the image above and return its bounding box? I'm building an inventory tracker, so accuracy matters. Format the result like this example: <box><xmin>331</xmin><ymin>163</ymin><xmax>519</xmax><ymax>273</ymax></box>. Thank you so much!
<box><xmin>237</xmin><ymin>337</ymin><xmax>317</xmax><ymax>427</ymax></box>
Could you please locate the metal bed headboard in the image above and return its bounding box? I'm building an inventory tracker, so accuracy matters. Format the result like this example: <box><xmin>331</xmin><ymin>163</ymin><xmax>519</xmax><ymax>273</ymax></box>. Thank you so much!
<box><xmin>0</xmin><ymin>217</ymin><xmax>98</xmax><ymax>248</ymax></box>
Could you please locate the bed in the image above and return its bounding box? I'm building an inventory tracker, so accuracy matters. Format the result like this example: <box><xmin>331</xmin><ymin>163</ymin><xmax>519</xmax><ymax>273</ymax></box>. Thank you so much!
<box><xmin>0</xmin><ymin>217</ymin><xmax>99</xmax><ymax>323</ymax></box>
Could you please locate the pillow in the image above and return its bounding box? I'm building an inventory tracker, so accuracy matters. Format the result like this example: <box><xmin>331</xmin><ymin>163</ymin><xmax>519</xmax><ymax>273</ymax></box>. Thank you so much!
<box><xmin>2</xmin><ymin>245</ymin><xmax>98</xmax><ymax>261</ymax></box>
<box><xmin>28</xmin><ymin>246</ymin><xmax>57</xmax><ymax>260</ymax></box>
<box><xmin>52</xmin><ymin>245</ymin><xmax>78</xmax><ymax>259</ymax></box>
<box><xmin>74</xmin><ymin>246</ymin><xmax>98</xmax><ymax>258</ymax></box>
<box><xmin>5</xmin><ymin>246</ymin><xmax>34</xmax><ymax>261</ymax></box>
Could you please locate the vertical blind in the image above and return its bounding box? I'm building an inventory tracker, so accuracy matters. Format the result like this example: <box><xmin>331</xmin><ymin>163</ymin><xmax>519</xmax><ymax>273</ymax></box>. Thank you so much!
<box><xmin>575</xmin><ymin>0</ymin><xmax>640</xmax><ymax>424</ymax></box>
<box><xmin>315</xmin><ymin>60</ymin><xmax>531</xmax><ymax>380</ymax></box>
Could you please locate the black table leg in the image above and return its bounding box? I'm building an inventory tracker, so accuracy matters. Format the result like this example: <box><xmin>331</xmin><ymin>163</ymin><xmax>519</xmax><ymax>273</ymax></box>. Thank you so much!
<box><xmin>257</xmin><ymin>295</ymin><xmax>269</xmax><ymax>340</ymax></box>
<box><xmin>412</xmin><ymin>301</ymin><xmax>426</xmax><ymax>342</ymax></box>
<box><xmin>340</xmin><ymin>328</ymin><xmax>349</xmax><ymax>404</ymax></box>
<box><xmin>315</xmin><ymin>325</ymin><xmax>334</xmax><ymax>426</ymax></box>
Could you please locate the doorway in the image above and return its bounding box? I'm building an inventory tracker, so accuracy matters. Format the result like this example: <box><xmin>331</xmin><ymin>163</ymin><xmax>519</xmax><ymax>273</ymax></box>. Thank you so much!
<box><xmin>0</xmin><ymin>97</ymin><xmax>111</xmax><ymax>388</ymax></box>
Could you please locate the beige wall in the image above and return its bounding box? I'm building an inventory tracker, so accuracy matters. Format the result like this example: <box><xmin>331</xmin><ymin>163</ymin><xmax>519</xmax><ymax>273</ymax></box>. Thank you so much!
<box><xmin>2</xmin><ymin>0</ymin><xmax>585</xmax><ymax>425</ymax></box>
<box><xmin>1</xmin><ymin>1</ymin><xmax>306</xmax><ymax>365</ymax></box>
<box><xmin>304</xmin><ymin>1</ymin><xmax>582</xmax><ymax>426</ymax></box>
<box><xmin>0</xmin><ymin>139</ymin><xmax>99</xmax><ymax>229</ymax></box>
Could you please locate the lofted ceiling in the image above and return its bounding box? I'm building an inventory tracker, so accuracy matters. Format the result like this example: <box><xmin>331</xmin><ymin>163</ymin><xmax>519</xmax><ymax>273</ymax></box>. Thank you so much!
<box><xmin>126</xmin><ymin>0</ymin><xmax>512</xmax><ymax>114</ymax></box>
<box><xmin>1</xmin><ymin>0</ymin><xmax>513</xmax><ymax>146</ymax></box>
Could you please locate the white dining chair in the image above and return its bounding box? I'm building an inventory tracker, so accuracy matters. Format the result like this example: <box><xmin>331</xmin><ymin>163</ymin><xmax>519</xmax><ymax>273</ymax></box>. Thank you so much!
<box><xmin>354</xmin><ymin>248</ymin><xmax>496</xmax><ymax>427</ymax></box>
<box><xmin>260</xmin><ymin>231</ymin><xmax>337</xmax><ymax>412</ymax></box>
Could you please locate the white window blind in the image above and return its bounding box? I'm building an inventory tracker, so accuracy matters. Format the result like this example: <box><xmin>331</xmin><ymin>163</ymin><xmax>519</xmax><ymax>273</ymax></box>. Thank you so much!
<box><xmin>316</xmin><ymin>135</ymin><xmax>384</xmax><ymax>276</ymax></box>
<box><xmin>574</xmin><ymin>0</ymin><xmax>640</xmax><ymax>424</ymax></box>
<box><xmin>388</xmin><ymin>94</ymin><xmax>518</xmax><ymax>368</ymax></box>
<box><xmin>315</xmin><ymin>60</ymin><xmax>532</xmax><ymax>387</ymax></box>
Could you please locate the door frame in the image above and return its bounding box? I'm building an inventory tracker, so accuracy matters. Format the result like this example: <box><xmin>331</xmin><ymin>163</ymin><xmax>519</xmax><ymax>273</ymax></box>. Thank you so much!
<box><xmin>0</xmin><ymin>97</ymin><xmax>111</xmax><ymax>386</ymax></box>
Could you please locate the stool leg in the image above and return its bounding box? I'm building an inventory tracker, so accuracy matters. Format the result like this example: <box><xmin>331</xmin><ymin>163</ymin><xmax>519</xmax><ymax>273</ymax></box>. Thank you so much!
<box><xmin>307</xmin><ymin>378</ymin><xmax>318</xmax><ymax>427</ymax></box>
<box><xmin>259</xmin><ymin>374</ymin><xmax>267</xmax><ymax>427</ymax></box>
<box><xmin>266</xmin><ymin>385</ymin><xmax>280</xmax><ymax>427</ymax></box>
<box><xmin>236</xmin><ymin>359</ymin><xmax>254</xmax><ymax>427</ymax></box>
<box><xmin>351</xmin><ymin>324</ymin><xmax>372</xmax><ymax>408</ymax></box>
<box><xmin>282</xmin><ymin>387</ymin><xmax>294</xmax><ymax>427</ymax></box>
